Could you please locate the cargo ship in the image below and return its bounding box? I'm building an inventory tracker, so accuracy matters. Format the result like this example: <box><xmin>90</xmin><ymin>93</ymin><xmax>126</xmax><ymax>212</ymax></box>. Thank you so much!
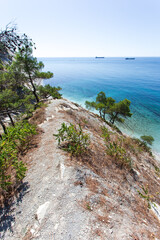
<box><xmin>95</xmin><ymin>56</ymin><xmax>105</xmax><ymax>59</ymax></box>
<box><xmin>125</xmin><ymin>58</ymin><xmax>135</xmax><ymax>60</ymax></box>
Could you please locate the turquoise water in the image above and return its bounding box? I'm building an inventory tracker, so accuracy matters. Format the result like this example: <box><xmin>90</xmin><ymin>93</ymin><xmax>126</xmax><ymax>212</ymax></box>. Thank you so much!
<box><xmin>39</xmin><ymin>57</ymin><xmax>160</xmax><ymax>153</ymax></box>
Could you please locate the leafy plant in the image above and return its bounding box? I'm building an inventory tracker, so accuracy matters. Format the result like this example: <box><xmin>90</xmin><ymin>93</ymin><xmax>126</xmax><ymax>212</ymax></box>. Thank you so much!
<box><xmin>138</xmin><ymin>185</ymin><xmax>154</xmax><ymax>209</ymax></box>
<box><xmin>132</xmin><ymin>137</ymin><xmax>153</xmax><ymax>156</ymax></box>
<box><xmin>54</xmin><ymin>123</ymin><xmax>90</xmax><ymax>155</ymax></box>
<box><xmin>101</xmin><ymin>126</ymin><xmax>111</xmax><ymax>141</ymax></box>
<box><xmin>155</xmin><ymin>166</ymin><xmax>160</xmax><ymax>176</ymax></box>
<box><xmin>86</xmin><ymin>203</ymin><xmax>92</xmax><ymax>211</ymax></box>
<box><xmin>106</xmin><ymin>141</ymin><xmax>132</xmax><ymax>168</ymax></box>
<box><xmin>101</xmin><ymin>127</ymin><xmax>132</xmax><ymax>169</ymax></box>
<box><xmin>0</xmin><ymin>121</ymin><xmax>36</xmax><ymax>191</ymax></box>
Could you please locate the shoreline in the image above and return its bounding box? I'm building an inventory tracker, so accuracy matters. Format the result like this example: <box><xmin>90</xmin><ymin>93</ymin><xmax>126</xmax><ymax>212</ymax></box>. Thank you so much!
<box><xmin>63</xmin><ymin>96</ymin><xmax>160</xmax><ymax>157</ymax></box>
<box><xmin>39</xmin><ymin>78</ymin><xmax>160</xmax><ymax>157</ymax></box>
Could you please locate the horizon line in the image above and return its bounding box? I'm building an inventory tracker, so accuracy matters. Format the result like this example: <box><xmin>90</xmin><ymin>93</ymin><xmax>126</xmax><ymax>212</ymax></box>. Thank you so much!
<box><xmin>35</xmin><ymin>56</ymin><xmax>160</xmax><ymax>58</ymax></box>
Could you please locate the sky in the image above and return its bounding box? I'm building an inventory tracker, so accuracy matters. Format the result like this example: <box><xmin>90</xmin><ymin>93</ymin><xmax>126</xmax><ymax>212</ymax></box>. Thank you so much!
<box><xmin>1</xmin><ymin>0</ymin><xmax>160</xmax><ymax>57</ymax></box>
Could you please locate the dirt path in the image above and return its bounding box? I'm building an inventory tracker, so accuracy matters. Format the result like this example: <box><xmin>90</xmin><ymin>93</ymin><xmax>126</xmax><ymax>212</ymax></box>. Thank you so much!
<box><xmin>1</xmin><ymin>99</ymin><xmax>99</xmax><ymax>239</ymax></box>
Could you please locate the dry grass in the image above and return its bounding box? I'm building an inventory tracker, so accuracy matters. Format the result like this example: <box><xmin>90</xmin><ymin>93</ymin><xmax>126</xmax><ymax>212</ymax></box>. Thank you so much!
<box><xmin>78</xmin><ymin>197</ymin><xmax>93</xmax><ymax>212</ymax></box>
<box><xmin>56</xmin><ymin>101</ymin><xmax>160</xmax><ymax>237</ymax></box>
<box><xmin>97</xmin><ymin>214</ymin><xmax>109</xmax><ymax>224</ymax></box>
<box><xmin>85</xmin><ymin>177</ymin><xmax>99</xmax><ymax>193</ymax></box>
<box><xmin>94</xmin><ymin>228</ymin><xmax>104</xmax><ymax>238</ymax></box>
<box><xmin>29</xmin><ymin>105</ymin><xmax>46</xmax><ymax>125</ymax></box>
<box><xmin>74</xmin><ymin>180</ymin><xmax>84</xmax><ymax>187</ymax></box>
<box><xmin>22</xmin><ymin>228</ymin><xmax>33</xmax><ymax>240</ymax></box>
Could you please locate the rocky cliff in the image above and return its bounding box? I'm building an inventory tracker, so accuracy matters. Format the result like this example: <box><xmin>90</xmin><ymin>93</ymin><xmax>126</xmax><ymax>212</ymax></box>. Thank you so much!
<box><xmin>1</xmin><ymin>98</ymin><xmax>160</xmax><ymax>240</ymax></box>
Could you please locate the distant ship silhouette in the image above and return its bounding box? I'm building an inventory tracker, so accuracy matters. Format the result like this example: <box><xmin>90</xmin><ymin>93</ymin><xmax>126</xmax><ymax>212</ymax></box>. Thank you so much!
<box><xmin>125</xmin><ymin>58</ymin><xmax>135</xmax><ymax>60</ymax></box>
<box><xmin>95</xmin><ymin>56</ymin><xmax>105</xmax><ymax>59</ymax></box>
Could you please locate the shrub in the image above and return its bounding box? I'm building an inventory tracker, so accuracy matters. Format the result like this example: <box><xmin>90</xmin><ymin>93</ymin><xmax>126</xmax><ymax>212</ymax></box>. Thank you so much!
<box><xmin>54</xmin><ymin>123</ymin><xmax>90</xmax><ymax>155</ymax></box>
<box><xmin>0</xmin><ymin>121</ymin><xmax>36</xmax><ymax>191</ymax></box>
<box><xmin>137</xmin><ymin>185</ymin><xmax>154</xmax><ymax>209</ymax></box>
<box><xmin>106</xmin><ymin>141</ymin><xmax>132</xmax><ymax>169</ymax></box>
<box><xmin>101</xmin><ymin>127</ymin><xmax>132</xmax><ymax>170</ymax></box>
<box><xmin>132</xmin><ymin>138</ymin><xmax>153</xmax><ymax>156</ymax></box>
<box><xmin>101</xmin><ymin>126</ymin><xmax>111</xmax><ymax>141</ymax></box>
<box><xmin>140</xmin><ymin>135</ymin><xmax>154</xmax><ymax>145</ymax></box>
<box><xmin>155</xmin><ymin>166</ymin><xmax>160</xmax><ymax>177</ymax></box>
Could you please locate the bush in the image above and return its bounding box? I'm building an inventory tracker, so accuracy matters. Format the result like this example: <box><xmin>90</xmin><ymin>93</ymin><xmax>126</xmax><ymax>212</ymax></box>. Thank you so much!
<box><xmin>54</xmin><ymin>123</ymin><xmax>90</xmax><ymax>155</ymax></box>
<box><xmin>106</xmin><ymin>141</ymin><xmax>132</xmax><ymax>169</ymax></box>
<box><xmin>140</xmin><ymin>135</ymin><xmax>154</xmax><ymax>145</ymax></box>
<box><xmin>0</xmin><ymin>121</ymin><xmax>36</xmax><ymax>191</ymax></box>
<box><xmin>137</xmin><ymin>185</ymin><xmax>154</xmax><ymax>209</ymax></box>
<box><xmin>101</xmin><ymin>126</ymin><xmax>111</xmax><ymax>141</ymax></box>
<box><xmin>101</xmin><ymin>127</ymin><xmax>132</xmax><ymax>170</ymax></box>
<box><xmin>132</xmin><ymin>138</ymin><xmax>153</xmax><ymax>156</ymax></box>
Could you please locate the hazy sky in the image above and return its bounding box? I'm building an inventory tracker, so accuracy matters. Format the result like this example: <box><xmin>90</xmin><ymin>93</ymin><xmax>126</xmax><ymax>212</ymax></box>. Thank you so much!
<box><xmin>1</xmin><ymin>0</ymin><xmax>160</xmax><ymax>57</ymax></box>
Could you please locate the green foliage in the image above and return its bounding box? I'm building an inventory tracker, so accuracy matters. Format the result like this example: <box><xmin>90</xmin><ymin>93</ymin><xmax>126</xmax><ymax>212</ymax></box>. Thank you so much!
<box><xmin>35</xmin><ymin>71</ymin><xmax>53</xmax><ymax>79</ymax></box>
<box><xmin>132</xmin><ymin>138</ymin><xmax>153</xmax><ymax>156</ymax></box>
<box><xmin>155</xmin><ymin>166</ymin><xmax>160</xmax><ymax>176</ymax></box>
<box><xmin>140</xmin><ymin>135</ymin><xmax>154</xmax><ymax>145</ymax></box>
<box><xmin>0</xmin><ymin>60</ymin><xmax>4</xmax><ymax>70</ymax></box>
<box><xmin>54</xmin><ymin>123</ymin><xmax>90</xmax><ymax>155</ymax></box>
<box><xmin>38</xmin><ymin>84</ymin><xmax>62</xmax><ymax>99</ymax></box>
<box><xmin>0</xmin><ymin>32</ymin><xmax>58</xmax><ymax>130</ymax></box>
<box><xmin>0</xmin><ymin>121</ymin><xmax>36</xmax><ymax>190</ymax></box>
<box><xmin>85</xmin><ymin>92</ymin><xmax>132</xmax><ymax>125</ymax></box>
<box><xmin>101</xmin><ymin>126</ymin><xmax>111</xmax><ymax>141</ymax></box>
<box><xmin>86</xmin><ymin>203</ymin><xmax>92</xmax><ymax>211</ymax></box>
<box><xmin>10</xmin><ymin>38</ymin><xmax>53</xmax><ymax>103</ymax></box>
<box><xmin>108</xmin><ymin>99</ymin><xmax>132</xmax><ymax>124</ymax></box>
<box><xmin>138</xmin><ymin>185</ymin><xmax>154</xmax><ymax>209</ymax></box>
<box><xmin>106</xmin><ymin>141</ymin><xmax>132</xmax><ymax>169</ymax></box>
<box><xmin>82</xmin><ymin>118</ymin><xmax>88</xmax><ymax>125</ymax></box>
<box><xmin>101</xmin><ymin>127</ymin><xmax>132</xmax><ymax>169</ymax></box>
<box><xmin>85</xmin><ymin>92</ymin><xmax>115</xmax><ymax>119</ymax></box>
<box><xmin>0</xmin><ymin>24</ymin><xmax>27</xmax><ymax>60</ymax></box>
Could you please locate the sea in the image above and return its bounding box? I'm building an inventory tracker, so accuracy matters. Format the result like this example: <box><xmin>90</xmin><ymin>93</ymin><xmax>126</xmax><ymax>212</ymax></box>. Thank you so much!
<box><xmin>38</xmin><ymin>57</ymin><xmax>160</xmax><ymax>153</ymax></box>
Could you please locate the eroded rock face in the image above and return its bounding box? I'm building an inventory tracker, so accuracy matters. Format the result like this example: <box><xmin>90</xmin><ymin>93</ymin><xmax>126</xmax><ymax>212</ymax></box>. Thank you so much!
<box><xmin>1</xmin><ymin>99</ymin><xmax>160</xmax><ymax>240</ymax></box>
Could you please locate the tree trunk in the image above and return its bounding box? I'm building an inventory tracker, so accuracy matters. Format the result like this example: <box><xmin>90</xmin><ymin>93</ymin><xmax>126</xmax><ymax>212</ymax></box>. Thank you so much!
<box><xmin>7</xmin><ymin>113</ymin><xmax>15</xmax><ymax>126</ymax></box>
<box><xmin>29</xmin><ymin>74</ymin><xmax>39</xmax><ymax>103</ymax></box>
<box><xmin>110</xmin><ymin>112</ymin><xmax>118</xmax><ymax>125</ymax></box>
<box><xmin>0</xmin><ymin>119</ymin><xmax>7</xmax><ymax>134</ymax></box>
<box><xmin>103</xmin><ymin>112</ymin><xmax>106</xmax><ymax>120</ymax></box>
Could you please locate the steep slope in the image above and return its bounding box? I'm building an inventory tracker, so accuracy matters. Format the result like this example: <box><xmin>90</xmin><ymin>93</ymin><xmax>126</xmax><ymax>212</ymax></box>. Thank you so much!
<box><xmin>1</xmin><ymin>98</ymin><xmax>160</xmax><ymax>240</ymax></box>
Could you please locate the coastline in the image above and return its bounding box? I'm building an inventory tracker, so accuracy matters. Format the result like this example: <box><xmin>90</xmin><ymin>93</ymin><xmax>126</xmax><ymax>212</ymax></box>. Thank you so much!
<box><xmin>39</xmin><ymin>77</ymin><xmax>160</xmax><ymax>158</ymax></box>
<box><xmin>42</xmin><ymin>57</ymin><xmax>160</xmax><ymax>155</ymax></box>
<box><xmin>62</xmin><ymin>96</ymin><xmax>160</xmax><ymax>158</ymax></box>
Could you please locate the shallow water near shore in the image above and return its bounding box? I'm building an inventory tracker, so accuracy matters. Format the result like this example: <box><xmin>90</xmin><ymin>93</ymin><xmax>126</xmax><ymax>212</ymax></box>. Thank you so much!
<box><xmin>39</xmin><ymin>57</ymin><xmax>160</xmax><ymax>153</ymax></box>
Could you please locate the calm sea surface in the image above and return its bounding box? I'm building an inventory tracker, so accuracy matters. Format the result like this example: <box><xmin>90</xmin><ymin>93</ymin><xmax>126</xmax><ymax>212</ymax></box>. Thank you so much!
<box><xmin>39</xmin><ymin>57</ymin><xmax>160</xmax><ymax>153</ymax></box>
